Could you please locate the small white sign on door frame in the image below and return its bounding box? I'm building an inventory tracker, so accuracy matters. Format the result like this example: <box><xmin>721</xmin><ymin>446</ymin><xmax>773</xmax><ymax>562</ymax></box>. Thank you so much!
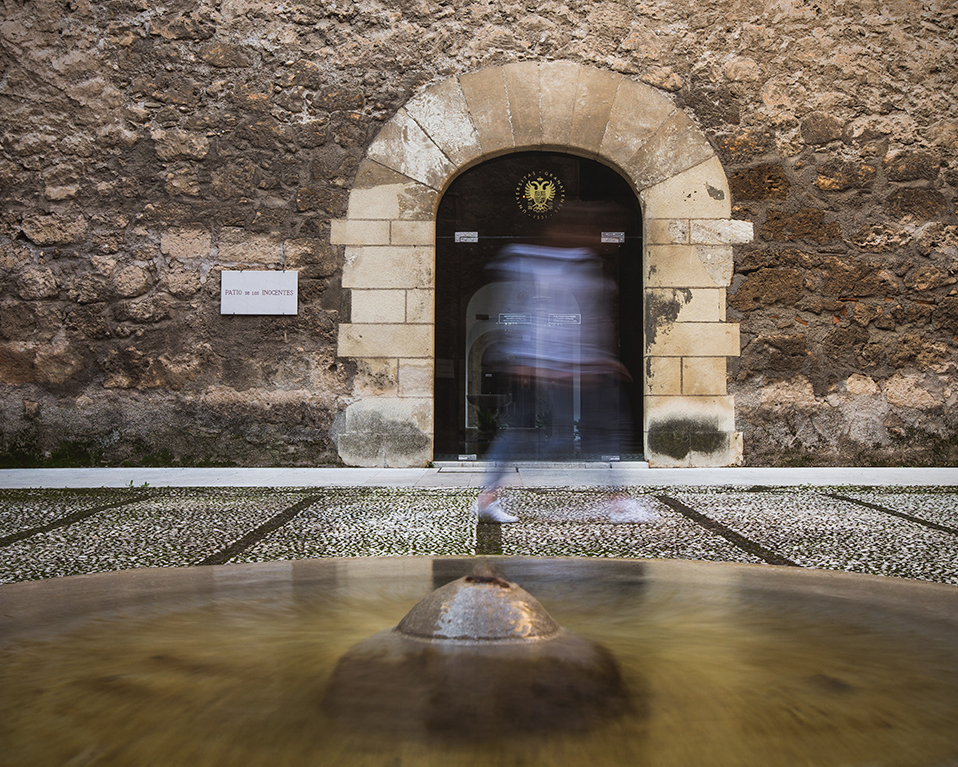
<box><xmin>220</xmin><ymin>270</ymin><xmax>298</xmax><ymax>315</ymax></box>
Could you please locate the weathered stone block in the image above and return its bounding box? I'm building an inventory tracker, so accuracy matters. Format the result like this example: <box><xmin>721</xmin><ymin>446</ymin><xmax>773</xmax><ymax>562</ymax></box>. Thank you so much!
<box><xmin>150</xmin><ymin>128</ymin><xmax>209</xmax><ymax>161</ymax></box>
<box><xmin>351</xmin><ymin>290</ymin><xmax>406</xmax><ymax>323</ymax></box>
<box><xmin>690</xmin><ymin>219</ymin><xmax>753</xmax><ymax>244</ymax></box>
<box><xmin>347</xmin><ymin>185</ymin><xmax>403</xmax><ymax>220</ymax></box>
<box><xmin>761</xmin><ymin>208</ymin><xmax>841</xmax><ymax>243</ymax></box>
<box><xmin>503</xmin><ymin>62</ymin><xmax>543</xmax><ymax>148</ymax></box>
<box><xmin>20</xmin><ymin>214</ymin><xmax>87</xmax><ymax>246</ymax></box>
<box><xmin>403</xmin><ymin>77</ymin><xmax>482</xmax><ymax>167</ymax></box>
<box><xmin>160</xmin><ymin>228</ymin><xmax>213</xmax><ymax>261</ymax></box>
<box><xmin>646</xmin><ymin>245</ymin><xmax>719</xmax><ymax>288</ymax></box>
<box><xmin>682</xmin><ymin>357</ymin><xmax>728</xmax><ymax>396</ymax></box>
<box><xmin>644</xmin><ymin>395</ymin><xmax>741</xmax><ymax>467</ymax></box>
<box><xmin>330</xmin><ymin>219</ymin><xmax>390</xmax><ymax>246</ymax></box>
<box><xmin>696</xmin><ymin>246</ymin><xmax>734</xmax><ymax>287</ymax></box>
<box><xmin>338</xmin><ymin>323</ymin><xmax>433</xmax><ymax>358</ymax></box>
<box><xmin>335</xmin><ymin>397</ymin><xmax>432</xmax><ymax>467</ymax></box>
<box><xmin>625</xmin><ymin>111</ymin><xmax>716</xmax><ymax>190</ymax></box>
<box><xmin>648</xmin><ymin>322</ymin><xmax>740</xmax><ymax>358</ymax></box>
<box><xmin>645</xmin><ymin>219</ymin><xmax>689</xmax><ymax>245</ymax></box>
<box><xmin>728</xmin><ymin>268</ymin><xmax>803</xmax><ymax>311</ymax></box>
<box><xmin>353</xmin><ymin>358</ymin><xmax>399</xmax><ymax>397</ymax></box>
<box><xmin>342</xmin><ymin>246</ymin><xmax>433</xmax><ymax>289</ymax></box>
<box><xmin>284</xmin><ymin>238</ymin><xmax>339</xmax><ymax>278</ymax></box>
<box><xmin>459</xmin><ymin>68</ymin><xmax>514</xmax><ymax>155</ymax></box>
<box><xmin>641</xmin><ymin>157</ymin><xmax>731</xmax><ymax>218</ymax></box>
<box><xmin>600</xmin><ymin>77</ymin><xmax>675</xmax><ymax>165</ymax></box>
<box><xmin>391</xmin><ymin>221</ymin><xmax>433</xmax><ymax>246</ymax></box>
<box><xmin>728</xmin><ymin>164</ymin><xmax>790</xmax><ymax>201</ymax></box>
<box><xmin>648</xmin><ymin>288</ymin><xmax>724</xmax><ymax>323</ymax></box>
<box><xmin>815</xmin><ymin>160</ymin><xmax>876</xmax><ymax>191</ymax></box>
<box><xmin>366</xmin><ymin>110</ymin><xmax>456</xmax><ymax>190</ymax></box>
<box><xmin>645</xmin><ymin>356</ymin><xmax>681</xmax><ymax>396</ymax></box>
<box><xmin>113</xmin><ymin>265</ymin><xmax>153</xmax><ymax>298</ymax></box>
<box><xmin>406</xmin><ymin>289</ymin><xmax>434</xmax><ymax>324</ymax></box>
<box><xmin>399</xmin><ymin>358</ymin><xmax>433</xmax><ymax>397</ymax></box>
<box><xmin>800</xmin><ymin>111</ymin><xmax>844</xmax><ymax>145</ymax></box>
<box><xmin>569</xmin><ymin>67</ymin><xmax>620</xmax><ymax>157</ymax></box>
<box><xmin>15</xmin><ymin>267</ymin><xmax>59</xmax><ymax>300</ymax></box>
<box><xmin>538</xmin><ymin>61</ymin><xmax>581</xmax><ymax>151</ymax></box>
<box><xmin>218</xmin><ymin>229</ymin><xmax>283</xmax><ymax>265</ymax></box>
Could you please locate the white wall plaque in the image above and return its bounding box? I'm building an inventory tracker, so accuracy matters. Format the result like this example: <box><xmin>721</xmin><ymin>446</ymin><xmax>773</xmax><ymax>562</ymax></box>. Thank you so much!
<box><xmin>220</xmin><ymin>270</ymin><xmax>298</xmax><ymax>315</ymax></box>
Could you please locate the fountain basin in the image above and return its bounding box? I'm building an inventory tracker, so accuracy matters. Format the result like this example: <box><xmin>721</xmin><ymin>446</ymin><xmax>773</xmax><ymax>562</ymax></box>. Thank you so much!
<box><xmin>2</xmin><ymin>557</ymin><xmax>957</xmax><ymax>766</ymax></box>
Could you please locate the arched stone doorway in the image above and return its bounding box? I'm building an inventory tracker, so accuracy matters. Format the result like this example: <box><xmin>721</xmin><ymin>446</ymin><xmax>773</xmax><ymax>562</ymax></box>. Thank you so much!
<box><xmin>332</xmin><ymin>62</ymin><xmax>751</xmax><ymax>467</ymax></box>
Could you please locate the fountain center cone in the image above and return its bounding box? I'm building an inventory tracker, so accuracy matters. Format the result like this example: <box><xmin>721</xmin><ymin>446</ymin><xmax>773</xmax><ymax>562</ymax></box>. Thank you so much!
<box><xmin>323</xmin><ymin>572</ymin><xmax>632</xmax><ymax>740</ymax></box>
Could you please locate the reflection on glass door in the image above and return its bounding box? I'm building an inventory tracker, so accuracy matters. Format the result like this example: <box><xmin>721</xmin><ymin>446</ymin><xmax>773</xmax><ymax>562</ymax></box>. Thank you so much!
<box><xmin>434</xmin><ymin>152</ymin><xmax>642</xmax><ymax>461</ymax></box>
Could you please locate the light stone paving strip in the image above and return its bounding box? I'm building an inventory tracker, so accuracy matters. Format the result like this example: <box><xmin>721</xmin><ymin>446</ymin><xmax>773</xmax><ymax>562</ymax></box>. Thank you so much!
<box><xmin>668</xmin><ymin>488</ymin><xmax>958</xmax><ymax>585</ymax></box>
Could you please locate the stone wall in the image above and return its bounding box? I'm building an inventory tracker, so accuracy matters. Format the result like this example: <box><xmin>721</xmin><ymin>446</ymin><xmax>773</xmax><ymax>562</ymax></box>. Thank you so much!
<box><xmin>0</xmin><ymin>0</ymin><xmax>956</xmax><ymax>466</ymax></box>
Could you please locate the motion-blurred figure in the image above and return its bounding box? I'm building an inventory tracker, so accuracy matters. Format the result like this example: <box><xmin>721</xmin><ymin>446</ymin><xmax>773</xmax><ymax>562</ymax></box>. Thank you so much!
<box><xmin>470</xmin><ymin>211</ymin><xmax>657</xmax><ymax>524</ymax></box>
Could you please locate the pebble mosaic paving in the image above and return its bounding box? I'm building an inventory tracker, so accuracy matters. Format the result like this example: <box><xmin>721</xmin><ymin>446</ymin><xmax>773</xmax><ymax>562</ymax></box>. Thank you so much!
<box><xmin>666</xmin><ymin>487</ymin><xmax>958</xmax><ymax>584</ymax></box>
<box><xmin>0</xmin><ymin>486</ymin><xmax>956</xmax><ymax>585</ymax></box>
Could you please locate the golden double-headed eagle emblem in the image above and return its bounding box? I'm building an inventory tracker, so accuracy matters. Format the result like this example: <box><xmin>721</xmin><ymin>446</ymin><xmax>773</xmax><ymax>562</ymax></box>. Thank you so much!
<box><xmin>516</xmin><ymin>171</ymin><xmax>565</xmax><ymax>219</ymax></box>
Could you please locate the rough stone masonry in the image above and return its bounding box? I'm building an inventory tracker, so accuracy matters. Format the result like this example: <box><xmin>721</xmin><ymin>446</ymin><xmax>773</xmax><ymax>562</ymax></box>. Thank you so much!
<box><xmin>0</xmin><ymin>0</ymin><xmax>956</xmax><ymax>466</ymax></box>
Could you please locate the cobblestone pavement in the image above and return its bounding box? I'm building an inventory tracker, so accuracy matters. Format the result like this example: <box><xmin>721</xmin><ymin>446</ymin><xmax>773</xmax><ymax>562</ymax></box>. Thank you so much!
<box><xmin>1</xmin><ymin>485</ymin><xmax>956</xmax><ymax>586</ymax></box>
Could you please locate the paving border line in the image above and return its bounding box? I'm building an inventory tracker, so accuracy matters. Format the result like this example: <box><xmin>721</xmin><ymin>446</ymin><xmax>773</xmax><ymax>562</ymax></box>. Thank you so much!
<box><xmin>824</xmin><ymin>492</ymin><xmax>958</xmax><ymax>536</ymax></box>
<box><xmin>0</xmin><ymin>493</ymin><xmax>150</xmax><ymax>547</ymax></box>
<box><xmin>655</xmin><ymin>494</ymin><xmax>800</xmax><ymax>567</ymax></box>
<box><xmin>197</xmin><ymin>495</ymin><xmax>323</xmax><ymax>566</ymax></box>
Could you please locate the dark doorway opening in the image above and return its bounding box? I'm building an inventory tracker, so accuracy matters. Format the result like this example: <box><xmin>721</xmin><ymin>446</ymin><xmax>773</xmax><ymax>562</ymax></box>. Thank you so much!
<box><xmin>434</xmin><ymin>152</ymin><xmax>643</xmax><ymax>461</ymax></box>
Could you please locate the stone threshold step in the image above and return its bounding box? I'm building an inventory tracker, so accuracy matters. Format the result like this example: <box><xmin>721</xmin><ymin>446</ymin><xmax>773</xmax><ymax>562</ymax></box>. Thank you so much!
<box><xmin>434</xmin><ymin>461</ymin><xmax>652</xmax><ymax>471</ymax></box>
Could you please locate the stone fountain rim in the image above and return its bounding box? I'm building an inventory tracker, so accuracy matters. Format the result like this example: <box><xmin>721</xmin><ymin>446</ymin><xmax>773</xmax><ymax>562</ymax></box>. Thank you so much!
<box><xmin>2</xmin><ymin>556</ymin><xmax>957</xmax><ymax>647</ymax></box>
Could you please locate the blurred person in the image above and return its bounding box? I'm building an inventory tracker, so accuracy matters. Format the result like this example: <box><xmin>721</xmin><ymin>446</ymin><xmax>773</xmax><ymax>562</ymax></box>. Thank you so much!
<box><xmin>470</xmin><ymin>207</ymin><xmax>658</xmax><ymax>524</ymax></box>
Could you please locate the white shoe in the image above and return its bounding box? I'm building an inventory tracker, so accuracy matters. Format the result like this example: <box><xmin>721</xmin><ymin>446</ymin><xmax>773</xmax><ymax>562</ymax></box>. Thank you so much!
<box><xmin>470</xmin><ymin>500</ymin><xmax>519</xmax><ymax>524</ymax></box>
<box><xmin>607</xmin><ymin>497</ymin><xmax>659</xmax><ymax>524</ymax></box>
